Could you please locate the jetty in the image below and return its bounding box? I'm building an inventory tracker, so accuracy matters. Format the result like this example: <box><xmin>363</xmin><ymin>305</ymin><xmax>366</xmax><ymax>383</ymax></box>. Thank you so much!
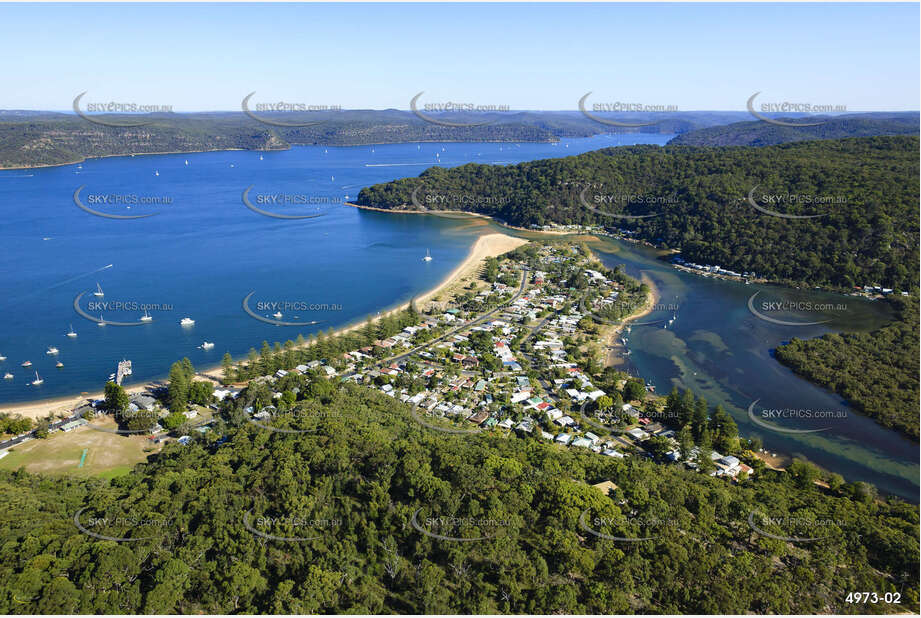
<box><xmin>116</xmin><ymin>360</ymin><xmax>132</xmax><ymax>386</ymax></box>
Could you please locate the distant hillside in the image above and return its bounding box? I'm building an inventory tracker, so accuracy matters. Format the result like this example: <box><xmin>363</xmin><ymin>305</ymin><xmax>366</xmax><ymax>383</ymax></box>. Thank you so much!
<box><xmin>357</xmin><ymin>136</ymin><xmax>920</xmax><ymax>291</ymax></box>
<box><xmin>668</xmin><ymin>113</ymin><xmax>919</xmax><ymax>147</ymax></box>
<box><xmin>0</xmin><ymin>110</ymin><xmax>751</xmax><ymax>169</ymax></box>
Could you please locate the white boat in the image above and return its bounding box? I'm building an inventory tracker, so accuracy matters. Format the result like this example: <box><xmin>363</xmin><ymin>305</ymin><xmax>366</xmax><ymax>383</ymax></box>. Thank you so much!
<box><xmin>56</xmin><ymin>361</ymin><xmax>63</xmax><ymax>368</ymax></box>
<box><xmin>180</xmin><ymin>317</ymin><xmax>195</xmax><ymax>326</ymax></box>
<box><xmin>422</xmin><ymin>249</ymin><xmax>433</xmax><ymax>262</ymax></box>
<box><xmin>272</xmin><ymin>311</ymin><xmax>283</xmax><ymax>319</ymax></box>
<box><xmin>259</xmin><ymin>155</ymin><xmax>264</xmax><ymax>161</ymax></box>
<box><xmin>94</xmin><ymin>282</ymin><xmax>104</xmax><ymax>297</ymax></box>
<box><xmin>140</xmin><ymin>309</ymin><xmax>153</xmax><ymax>322</ymax></box>
<box><xmin>0</xmin><ymin>354</ymin><xmax>6</xmax><ymax>361</ymax></box>
<box><xmin>331</xmin><ymin>175</ymin><xmax>334</xmax><ymax>181</ymax></box>
<box><xmin>3</xmin><ymin>373</ymin><xmax>12</xmax><ymax>380</ymax></box>
<box><xmin>46</xmin><ymin>346</ymin><xmax>59</xmax><ymax>355</ymax></box>
<box><xmin>66</xmin><ymin>324</ymin><xmax>77</xmax><ymax>337</ymax></box>
<box><xmin>31</xmin><ymin>371</ymin><xmax>43</xmax><ymax>386</ymax></box>
<box><xmin>200</xmin><ymin>341</ymin><xmax>215</xmax><ymax>350</ymax></box>
<box><xmin>98</xmin><ymin>315</ymin><xmax>106</xmax><ymax>326</ymax></box>
<box><xmin>21</xmin><ymin>360</ymin><xmax>31</xmax><ymax>367</ymax></box>
<box><xmin>155</xmin><ymin>170</ymin><xmax>159</xmax><ymax>176</ymax></box>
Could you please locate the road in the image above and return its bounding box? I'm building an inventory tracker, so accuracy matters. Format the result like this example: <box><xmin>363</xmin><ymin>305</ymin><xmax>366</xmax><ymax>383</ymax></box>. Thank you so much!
<box><xmin>345</xmin><ymin>267</ymin><xmax>529</xmax><ymax>378</ymax></box>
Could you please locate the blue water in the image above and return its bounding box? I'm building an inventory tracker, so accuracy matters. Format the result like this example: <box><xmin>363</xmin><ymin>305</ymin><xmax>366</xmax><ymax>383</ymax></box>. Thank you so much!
<box><xmin>592</xmin><ymin>240</ymin><xmax>918</xmax><ymax>501</ymax></box>
<box><xmin>0</xmin><ymin>134</ymin><xmax>673</xmax><ymax>403</ymax></box>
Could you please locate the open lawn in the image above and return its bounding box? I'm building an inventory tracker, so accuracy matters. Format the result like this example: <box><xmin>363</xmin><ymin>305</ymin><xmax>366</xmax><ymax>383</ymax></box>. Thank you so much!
<box><xmin>0</xmin><ymin>418</ymin><xmax>157</xmax><ymax>479</ymax></box>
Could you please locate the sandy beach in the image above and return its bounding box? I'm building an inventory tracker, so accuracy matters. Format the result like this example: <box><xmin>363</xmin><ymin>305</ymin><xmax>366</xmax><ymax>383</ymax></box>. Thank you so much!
<box><xmin>0</xmin><ymin>232</ymin><xmax>528</xmax><ymax>422</ymax></box>
<box><xmin>602</xmin><ymin>273</ymin><xmax>661</xmax><ymax>368</ymax></box>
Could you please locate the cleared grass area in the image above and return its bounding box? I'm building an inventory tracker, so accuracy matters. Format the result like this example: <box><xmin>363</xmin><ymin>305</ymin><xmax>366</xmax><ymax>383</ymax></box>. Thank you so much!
<box><xmin>0</xmin><ymin>417</ymin><xmax>158</xmax><ymax>479</ymax></box>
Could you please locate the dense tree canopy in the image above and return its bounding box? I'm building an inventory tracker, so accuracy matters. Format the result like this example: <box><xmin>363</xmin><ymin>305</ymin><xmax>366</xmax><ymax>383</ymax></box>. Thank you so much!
<box><xmin>357</xmin><ymin>136</ymin><xmax>919</xmax><ymax>291</ymax></box>
<box><xmin>0</xmin><ymin>383</ymin><xmax>916</xmax><ymax>614</ymax></box>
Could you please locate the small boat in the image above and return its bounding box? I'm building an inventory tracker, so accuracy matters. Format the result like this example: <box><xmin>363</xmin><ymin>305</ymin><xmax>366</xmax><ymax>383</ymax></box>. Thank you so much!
<box><xmin>3</xmin><ymin>373</ymin><xmax>12</xmax><ymax>380</ymax></box>
<box><xmin>0</xmin><ymin>354</ymin><xmax>6</xmax><ymax>361</ymax></box>
<box><xmin>31</xmin><ymin>371</ymin><xmax>43</xmax><ymax>386</ymax></box>
<box><xmin>46</xmin><ymin>346</ymin><xmax>59</xmax><ymax>355</ymax></box>
<box><xmin>56</xmin><ymin>361</ymin><xmax>64</xmax><ymax>368</ymax></box>
<box><xmin>98</xmin><ymin>315</ymin><xmax>106</xmax><ymax>326</ymax></box>
<box><xmin>94</xmin><ymin>282</ymin><xmax>104</xmax><ymax>297</ymax></box>
<box><xmin>259</xmin><ymin>155</ymin><xmax>264</xmax><ymax>161</ymax></box>
<box><xmin>272</xmin><ymin>311</ymin><xmax>283</xmax><ymax>319</ymax></box>
<box><xmin>140</xmin><ymin>309</ymin><xmax>153</xmax><ymax>322</ymax></box>
<box><xmin>66</xmin><ymin>324</ymin><xmax>77</xmax><ymax>337</ymax></box>
<box><xmin>185</xmin><ymin>160</ymin><xmax>189</xmax><ymax>166</ymax></box>
<box><xmin>180</xmin><ymin>317</ymin><xmax>195</xmax><ymax>326</ymax></box>
<box><xmin>230</xmin><ymin>164</ymin><xmax>235</xmax><ymax>168</ymax></box>
<box><xmin>154</xmin><ymin>170</ymin><xmax>159</xmax><ymax>176</ymax></box>
<box><xmin>422</xmin><ymin>249</ymin><xmax>433</xmax><ymax>262</ymax></box>
<box><xmin>21</xmin><ymin>361</ymin><xmax>32</xmax><ymax>367</ymax></box>
<box><xmin>200</xmin><ymin>341</ymin><xmax>215</xmax><ymax>350</ymax></box>
<box><xmin>331</xmin><ymin>175</ymin><xmax>334</xmax><ymax>181</ymax></box>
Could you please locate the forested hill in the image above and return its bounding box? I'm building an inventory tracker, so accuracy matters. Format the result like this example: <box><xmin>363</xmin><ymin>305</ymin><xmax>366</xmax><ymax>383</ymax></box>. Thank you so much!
<box><xmin>775</xmin><ymin>296</ymin><xmax>920</xmax><ymax>439</ymax></box>
<box><xmin>0</xmin><ymin>110</ymin><xmax>744</xmax><ymax>169</ymax></box>
<box><xmin>0</xmin><ymin>383</ymin><xmax>917</xmax><ymax>614</ymax></box>
<box><xmin>668</xmin><ymin>113</ymin><xmax>919</xmax><ymax>147</ymax></box>
<box><xmin>356</xmin><ymin>136</ymin><xmax>920</xmax><ymax>291</ymax></box>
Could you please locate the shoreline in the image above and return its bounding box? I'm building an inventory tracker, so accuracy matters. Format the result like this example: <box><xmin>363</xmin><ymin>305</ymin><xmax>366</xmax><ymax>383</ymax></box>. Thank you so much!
<box><xmin>601</xmin><ymin>273</ymin><xmax>661</xmax><ymax>369</ymax></box>
<box><xmin>0</xmin><ymin>232</ymin><xmax>528</xmax><ymax>421</ymax></box>
<box><xmin>345</xmin><ymin>202</ymin><xmax>571</xmax><ymax>235</ymax></box>
<box><xmin>0</xmin><ymin>138</ymin><xmax>561</xmax><ymax>172</ymax></box>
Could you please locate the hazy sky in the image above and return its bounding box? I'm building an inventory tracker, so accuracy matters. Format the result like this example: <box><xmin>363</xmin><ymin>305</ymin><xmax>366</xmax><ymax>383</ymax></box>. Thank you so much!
<box><xmin>2</xmin><ymin>2</ymin><xmax>918</xmax><ymax>111</ymax></box>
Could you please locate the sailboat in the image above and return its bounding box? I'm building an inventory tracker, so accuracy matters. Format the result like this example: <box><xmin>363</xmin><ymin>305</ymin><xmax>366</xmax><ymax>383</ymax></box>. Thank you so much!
<box><xmin>154</xmin><ymin>170</ymin><xmax>159</xmax><ymax>176</ymax></box>
<box><xmin>67</xmin><ymin>324</ymin><xmax>77</xmax><ymax>337</ymax></box>
<box><xmin>94</xmin><ymin>282</ymin><xmax>104</xmax><ymax>297</ymax></box>
<box><xmin>259</xmin><ymin>155</ymin><xmax>264</xmax><ymax>161</ymax></box>
<box><xmin>31</xmin><ymin>371</ymin><xmax>43</xmax><ymax>386</ymax></box>
<box><xmin>140</xmin><ymin>309</ymin><xmax>153</xmax><ymax>322</ymax></box>
<box><xmin>422</xmin><ymin>249</ymin><xmax>433</xmax><ymax>262</ymax></box>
